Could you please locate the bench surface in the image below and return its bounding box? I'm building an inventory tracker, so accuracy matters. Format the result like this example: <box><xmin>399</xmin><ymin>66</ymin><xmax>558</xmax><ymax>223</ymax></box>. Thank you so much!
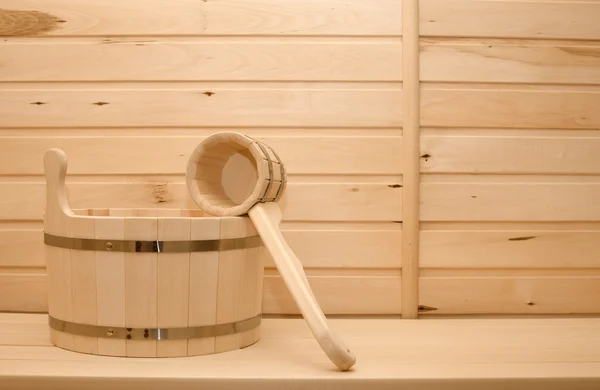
<box><xmin>1</xmin><ymin>313</ymin><xmax>599</xmax><ymax>390</ymax></box>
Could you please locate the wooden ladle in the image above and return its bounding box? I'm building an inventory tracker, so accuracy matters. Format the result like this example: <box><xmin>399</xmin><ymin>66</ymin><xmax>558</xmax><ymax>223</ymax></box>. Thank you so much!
<box><xmin>186</xmin><ymin>131</ymin><xmax>356</xmax><ymax>371</ymax></box>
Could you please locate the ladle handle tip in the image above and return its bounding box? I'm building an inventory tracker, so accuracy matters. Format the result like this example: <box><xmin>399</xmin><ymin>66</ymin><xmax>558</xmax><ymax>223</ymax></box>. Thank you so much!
<box><xmin>248</xmin><ymin>202</ymin><xmax>356</xmax><ymax>371</ymax></box>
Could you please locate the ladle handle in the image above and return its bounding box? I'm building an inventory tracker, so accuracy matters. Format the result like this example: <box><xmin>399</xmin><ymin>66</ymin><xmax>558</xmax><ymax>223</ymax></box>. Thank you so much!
<box><xmin>248</xmin><ymin>202</ymin><xmax>356</xmax><ymax>371</ymax></box>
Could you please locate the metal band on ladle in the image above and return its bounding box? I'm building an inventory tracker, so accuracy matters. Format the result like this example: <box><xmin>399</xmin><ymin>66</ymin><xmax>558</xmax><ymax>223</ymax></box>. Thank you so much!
<box><xmin>185</xmin><ymin>132</ymin><xmax>287</xmax><ymax>217</ymax></box>
<box><xmin>244</xmin><ymin>135</ymin><xmax>287</xmax><ymax>203</ymax></box>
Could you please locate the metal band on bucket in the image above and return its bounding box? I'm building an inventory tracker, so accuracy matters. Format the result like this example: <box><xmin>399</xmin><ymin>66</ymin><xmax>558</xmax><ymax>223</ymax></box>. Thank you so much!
<box><xmin>48</xmin><ymin>314</ymin><xmax>262</xmax><ymax>341</ymax></box>
<box><xmin>44</xmin><ymin>233</ymin><xmax>262</xmax><ymax>253</ymax></box>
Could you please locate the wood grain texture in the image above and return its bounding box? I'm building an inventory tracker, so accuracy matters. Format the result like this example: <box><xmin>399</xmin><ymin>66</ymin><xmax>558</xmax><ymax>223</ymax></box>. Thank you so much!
<box><xmin>188</xmin><ymin>218</ymin><xmax>220</xmax><ymax>356</ymax></box>
<box><xmin>0</xmin><ymin>182</ymin><xmax>403</xmax><ymax>222</ymax></box>
<box><xmin>0</xmin><ymin>273</ymin><xmax>400</xmax><ymax>315</ymax></box>
<box><xmin>1</xmin><ymin>315</ymin><xmax>600</xmax><ymax>389</ymax></box>
<box><xmin>420</xmin><ymin>0</ymin><xmax>600</xmax><ymax>40</ymax></box>
<box><xmin>0</xmin><ymin>0</ymin><xmax>402</xmax><ymax>36</ymax></box>
<box><xmin>421</xmin><ymin>183</ymin><xmax>600</xmax><ymax>222</ymax></box>
<box><xmin>0</xmin><ymin>272</ymin><xmax>47</xmax><ymax>312</ymax></box>
<box><xmin>69</xmin><ymin>217</ymin><xmax>98</xmax><ymax>354</ymax></box>
<box><xmin>0</xmin><ymin>42</ymin><xmax>401</xmax><ymax>82</ymax></box>
<box><xmin>0</xmin><ymin>224</ymin><xmax>401</xmax><ymax>269</ymax></box>
<box><xmin>0</xmin><ymin>230</ymin><xmax>42</xmax><ymax>267</ymax></box>
<box><xmin>157</xmin><ymin>218</ymin><xmax>190</xmax><ymax>357</ymax></box>
<box><xmin>421</xmin><ymin>41</ymin><xmax>600</xmax><ymax>84</ymax></box>
<box><xmin>263</xmin><ymin>274</ymin><xmax>401</xmax><ymax>315</ymax></box>
<box><xmin>421</xmin><ymin>87</ymin><xmax>600</xmax><ymax>129</ymax></box>
<box><xmin>214</xmin><ymin>219</ymin><xmax>246</xmax><ymax>353</ymax></box>
<box><xmin>0</xmin><ymin>89</ymin><xmax>402</xmax><ymax>128</ymax></box>
<box><xmin>124</xmin><ymin>218</ymin><xmax>158</xmax><ymax>357</ymax></box>
<box><xmin>420</xmin><ymin>136</ymin><xmax>600</xmax><ymax>174</ymax></box>
<box><xmin>401</xmin><ymin>0</ymin><xmax>420</xmax><ymax>319</ymax></box>
<box><xmin>421</xmin><ymin>230</ymin><xmax>600</xmax><ymax>269</ymax></box>
<box><xmin>94</xmin><ymin>217</ymin><xmax>126</xmax><ymax>356</ymax></box>
<box><xmin>420</xmin><ymin>275</ymin><xmax>600</xmax><ymax>314</ymax></box>
<box><xmin>0</xmin><ymin>136</ymin><xmax>403</xmax><ymax>175</ymax></box>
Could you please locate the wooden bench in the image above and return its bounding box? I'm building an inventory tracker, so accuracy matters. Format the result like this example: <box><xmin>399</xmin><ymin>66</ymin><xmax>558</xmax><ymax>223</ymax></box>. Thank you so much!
<box><xmin>1</xmin><ymin>313</ymin><xmax>599</xmax><ymax>389</ymax></box>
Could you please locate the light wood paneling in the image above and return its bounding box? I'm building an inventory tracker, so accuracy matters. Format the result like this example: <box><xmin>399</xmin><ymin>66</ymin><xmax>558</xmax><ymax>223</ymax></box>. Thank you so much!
<box><xmin>0</xmin><ymin>42</ymin><xmax>402</xmax><ymax>82</ymax></box>
<box><xmin>0</xmin><ymin>0</ymin><xmax>402</xmax><ymax>36</ymax></box>
<box><xmin>421</xmin><ymin>87</ymin><xmax>600</xmax><ymax>129</ymax></box>
<box><xmin>0</xmin><ymin>273</ymin><xmax>401</xmax><ymax>315</ymax></box>
<box><xmin>2</xmin><ymin>315</ymin><xmax>600</xmax><ymax>389</ymax></box>
<box><xmin>420</xmin><ymin>275</ymin><xmax>600</xmax><ymax>314</ymax></box>
<box><xmin>0</xmin><ymin>182</ymin><xmax>402</xmax><ymax>222</ymax></box>
<box><xmin>421</xmin><ymin>183</ymin><xmax>600</xmax><ymax>222</ymax></box>
<box><xmin>1</xmin><ymin>0</ymin><xmax>404</xmax><ymax>318</ymax></box>
<box><xmin>421</xmin><ymin>136</ymin><xmax>600</xmax><ymax>174</ymax></box>
<box><xmin>0</xmin><ymin>230</ymin><xmax>43</xmax><ymax>267</ymax></box>
<box><xmin>420</xmin><ymin>0</ymin><xmax>600</xmax><ymax>40</ymax></box>
<box><xmin>0</xmin><ymin>136</ymin><xmax>403</xmax><ymax>175</ymax></box>
<box><xmin>0</xmin><ymin>224</ymin><xmax>401</xmax><ymax>269</ymax></box>
<box><xmin>0</xmin><ymin>89</ymin><xmax>402</xmax><ymax>128</ymax></box>
<box><xmin>418</xmin><ymin>0</ymin><xmax>600</xmax><ymax>318</ymax></box>
<box><xmin>264</xmin><ymin>274</ymin><xmax>401</xmax><ymax>315</ymax></box>
<box><xmin>0</xmin><ymin>272</ymin><xmax>47</xmax><ymax>312</ymax></box>
<box><xmin>400</xmin><ymin>0</ymin><xmax>420</xmax><ymax>319</ymax></box>
<box><xmin>421</xmin><ymin>41</ymin><xmax>600</xmax><ymax>84</ymax></box>
<box><xmin>421</xmin><ymin>231</ymin><xmax>600</xmax><ymax>269</ymax></box>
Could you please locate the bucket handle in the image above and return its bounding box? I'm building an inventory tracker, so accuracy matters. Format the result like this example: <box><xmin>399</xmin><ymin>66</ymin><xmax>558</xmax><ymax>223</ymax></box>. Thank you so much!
<box><xmin>43</xmin><ymin>148</ymin><xmax>73</xmax><ymax>235</ymax></box>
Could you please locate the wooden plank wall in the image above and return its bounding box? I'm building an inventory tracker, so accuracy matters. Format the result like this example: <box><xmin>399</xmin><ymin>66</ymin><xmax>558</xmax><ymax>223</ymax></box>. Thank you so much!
<box><xmin>1</xmin><ymin>0</ymin><xmax>599</xmax><ymax>318</ymax></box>
<box><xmin>418</xmin><ymin>0</ymin><xmax>600</xmax><ymax>315</ymax></box>
<box><xmin>0</xmin><ymin>0</ymin><xmax>403</xmax><ymax>315</ymax></box>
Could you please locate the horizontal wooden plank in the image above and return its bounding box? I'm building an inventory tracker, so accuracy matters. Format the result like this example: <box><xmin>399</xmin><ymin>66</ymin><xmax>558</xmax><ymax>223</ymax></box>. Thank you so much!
<box><xmin>422</xmin><ymin>87</ymin><xmax>600</xmax><ymax>129</ymax></box>
<box><xmin>0</xmin><ymin>182</ymin><xmax>402</xmax><ymax>221</ymax></box>
<box><xmin>421</xmin><ymin>42</ymin><xmax>600</xmax><ymax>84</ymax></box>
<box><xmin>0</xmin><ymin>273</ymin><xmax>47</xmax><ymax>312</ymax></box>
<box><xmin>420</xmin><ymin>0</ymin><xmax>600</xmax><ymax>40</ymax></box>
<box><xmin>0</xmin><ymin>136</ymin><xmax>402</xmax><ymax>175</ymax></box>
<box><xmin>420</xmin><ymin>136</ymin><xmax>600</xmax><ymax>174</ymax></box>
<box><xmin>0</xmin><ymin>226</ymin><xmax>401</xmax><ymax>268</ymax></box>
<box><xmin>1</xmin><ymin>316</ymin><xmax>600</xmax><ymax>390</ymax></box>
<box><xmin>0</xmin><ymin>0</ymin><xmax>401</xmax><ymax>36</ymax></box>
<box><xmin>421</xmin><ymin>231</ymin><xmax>600</xmax><ymax>269</ymax></box>
<box><xmin>421</xmin><ymin>183</ymin><xmax>600</xmax><ymax>222</ymax></box>
<box><xmin>0</xmin><ymin>230</ymin><xmax>43</xmax><ymax>267</ymax></box>
<box><xmin>264</xmin><ymin>274</ymin><xmax>401</xmax><ymax>315</ymax></box>
<box><xmin>0</xmin><ymin>320</ymin><xmax>50</xmax><ymax>346</ymax></box>
<box><xmin>0</xmin><ymin>89</ymin><xmax>402</xmax><ymax>128</ymax></box>
<box><xmin>421</xmin><ymin>276</ymin><xmax>600</xmax><ymax>314</ymax></box>
<box><xmin>0</xmin><ymin>273</ymin><xmax>401</xmax><ymax>315</ymax></box>
<box><xmin>0</xmin><ymin>42</ymin><xmax>402</xmax><ymax>82</ymax></box>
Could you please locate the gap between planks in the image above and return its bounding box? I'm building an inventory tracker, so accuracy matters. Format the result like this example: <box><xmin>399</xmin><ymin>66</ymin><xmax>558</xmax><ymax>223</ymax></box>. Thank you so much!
<box><xmin>1</xmin><ymin>36</ymin><xmax>404</xmax><ymax>43</ymax></box>
<box><xmin>0</xmin><ymin>174</ymin><xmax>402</xmax><ymax>184</ymax></box>
<box><xmin>0</xmin><ymin>127</ymin><xmax>402</xmax><ymax>137</ymax></box>
<box><xmin>420</xmin><ymin>269</ymin><xmax>600</xmax><ymax>277</ymax></box>
<box><xmin>0</xmin><ymin>81</ymin><xmax>403</xmax><ymax>89</ymax></box>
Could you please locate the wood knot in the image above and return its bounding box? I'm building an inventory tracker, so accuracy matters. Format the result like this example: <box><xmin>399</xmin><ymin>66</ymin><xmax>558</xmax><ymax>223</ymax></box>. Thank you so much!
<box><xmin>202</xmin><ymin>91</ymin><xmax>215</xmax><ymax>97</ymax></box>
<box><xmin>152</xmin><ymin>184</ymin><xmax>172</xmax><ymax>204</ymax></box>
<box><xmin>30</xmin><ymin>101</ymin><xmax>47</xmax><ymax>105</ymax></box>
<box><xmin>0</xmin><ymin>8</ymin><xmax>65</xmax><ymax>36</ymax></box>
<box><xmin>93</xmin><ymin>101</ymin><xmax>109</xmax><ymax>106</ymax></box>
<box><xmin>508</xmin><ymin>236</ymin><xmax>537</xmax><ymax>242</ymax></box>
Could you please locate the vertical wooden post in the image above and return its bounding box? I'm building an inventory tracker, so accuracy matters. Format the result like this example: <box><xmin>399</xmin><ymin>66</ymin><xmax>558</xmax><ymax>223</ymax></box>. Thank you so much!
<box><xmin>401</xmin><ymin>0</ymin><xmax>420</xmax><ymax>319</ymax></box>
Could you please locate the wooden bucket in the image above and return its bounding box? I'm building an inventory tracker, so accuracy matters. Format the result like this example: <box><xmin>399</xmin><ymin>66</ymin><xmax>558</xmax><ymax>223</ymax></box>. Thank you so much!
<box><xmin>43</xmin><ymin>149</ymin><xmax>265</xmax><ymax>357</ymax></box>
